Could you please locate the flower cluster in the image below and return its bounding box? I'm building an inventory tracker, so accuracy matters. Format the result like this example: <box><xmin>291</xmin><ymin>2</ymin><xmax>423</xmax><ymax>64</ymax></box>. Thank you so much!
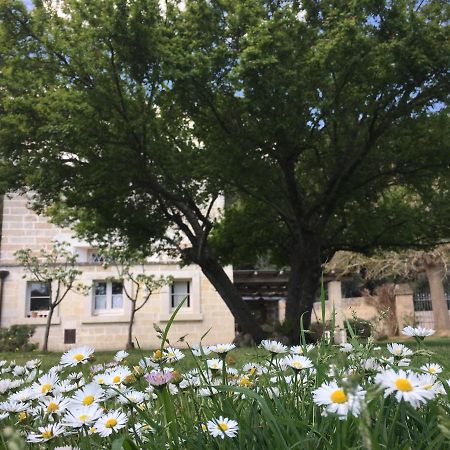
<box><xmin>0</xmin><ymin>329</ymin><xmax>447</xmax><ymax>449</ymax></box>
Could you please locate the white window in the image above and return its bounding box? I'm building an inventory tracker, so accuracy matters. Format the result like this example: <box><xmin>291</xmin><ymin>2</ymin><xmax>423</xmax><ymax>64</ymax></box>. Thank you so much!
<box><xmin>27</xmin><ymin>282</ymin><xmax>50</xmax><ymax>317</ymax></box>
<box><xmin>93</xmin><ymin>281</ymin><xmax>123</xmax><ymax>313</ymax></box>
<box><xmin>170</xmin><ymin>280</ymin><xmax>191</xmax><ymax>309</ymax></box>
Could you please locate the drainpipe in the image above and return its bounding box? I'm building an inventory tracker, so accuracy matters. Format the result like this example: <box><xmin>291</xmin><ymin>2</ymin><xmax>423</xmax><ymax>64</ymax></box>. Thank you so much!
<box><xmin>0</xmin><ymin>270</ymin><xmax>9</xmax><ymax>328</ymax></box>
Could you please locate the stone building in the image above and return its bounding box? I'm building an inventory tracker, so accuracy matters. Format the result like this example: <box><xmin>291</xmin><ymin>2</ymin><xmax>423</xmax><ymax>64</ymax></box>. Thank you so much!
<box><xmin>0</xmin><ymin>194</ymin><xmax>235</xmax><ymax>350</ymax></box>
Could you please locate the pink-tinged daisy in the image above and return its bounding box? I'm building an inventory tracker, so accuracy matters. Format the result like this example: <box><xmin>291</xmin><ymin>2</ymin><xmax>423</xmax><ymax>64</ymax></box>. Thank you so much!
<box><xmin>95</xmin><ymin>409</ymin><xmax>128</xmax><ymax>437</ymax></box>
<box><xmin>312</xmin><ymin>381</ymin><xmax>365</xmax><ymax>420</ymax></box>
<box><xmin>375</xmin><ymin>369</ymin><xmax>435</xmax><ymax>408</ymax></box>
<box><xmin>145</xmin><ymin>368</ymin><xmax>174</xmax><ymax>387</ymax></box>
<box><xmin>60</xmin><ymin>346</ymin><xmax>95</xmax><ymax>367</ymax></box>
<box><xmin>207</xmin><ymin>416</ymin><xmax>239</xmax><ymax>439</ymax></box>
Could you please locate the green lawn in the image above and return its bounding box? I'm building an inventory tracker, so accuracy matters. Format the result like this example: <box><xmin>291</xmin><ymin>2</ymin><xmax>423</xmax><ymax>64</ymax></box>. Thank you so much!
<box><xmin>1</xmin><ymin>338</ymin><xmax>449</xmax><ymax>375</ymax></box>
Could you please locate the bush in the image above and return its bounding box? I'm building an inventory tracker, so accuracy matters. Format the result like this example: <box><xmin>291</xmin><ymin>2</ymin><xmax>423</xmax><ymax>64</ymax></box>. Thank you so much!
<box><xmin>346</xmin><ymin>318</ymin><xmax>372</xmax><ymax>339</ymax></box>
<box><xmin>0</xmin><ymin>325</ymin><xmax>37</xmax><ymax>352</ymax></box>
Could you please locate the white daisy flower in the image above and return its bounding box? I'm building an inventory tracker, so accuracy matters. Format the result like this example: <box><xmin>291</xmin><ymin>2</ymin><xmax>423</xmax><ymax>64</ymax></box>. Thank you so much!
<box><xmin>117</xmin><ymin>390</ymin><xmax>145</xmax><ymax>405</ymax></box>
<box><xmin>207</xmin><ymin>359</ymin><xmax>224</xmax><ymax>371</ymax></box>
<box><xmin>387</xmin><ymin>343</ymin><xmax>413</xmax><ymax>358</ymax></box>
<box><xmin>32</xmin><ymin>372</ymin><xmax>60</xmax><ymax>396</ymax></box>
<box><xmin>283</xmin><ymin>355</ymin><xmax>314</xmax><ymax>372</ymax></box>
<box><xmin>198</xmin><ymin>387</ymin><xmax>218</xmax><ymax>397</ymax></box>
<box><xmin>340</xmin><ymin>343</ymin><xmax>353</xmax><ymax>353</ymax></box>
<box><xmin>375</xmin><ymin>369</ymin><xmax>435</xmax><ymax>408</ymax></box>
<box><xmin>209</xmin><ymin>343</ymin><xmax>236</xmax><ymax>355</ymax></box>
<box><xmin>63</xmin><ymin>404</ymin><xmax>103</xmax><ymax>428</ymax></box>
<box><xmin>290</xmin><ymin>344</ymin><xmax>315</xmax><ymax>355</ymax></box>
<box><xmin>95</xmin><ymin>409</ymin><xmax>128</xmax><ymax>437</ymax></box>
<box><xmin>114</xmin><ymin>350</ymin><xmax>129</xmax><ymax>362</ymax></box>
<box><xmin>207</xmin><ymin>416</ymin><xmax>239</xmax><ymax>439</ymax></box>
<box><xmin>191</xmin><ymin>345</ymin><xmax>212</xmax><ymax>356</ymax></box>
<box><xmin>164</xmin><ymin>347</ymin><xmax>185</xmax><ymax>362</ymax></box>
<box><xmin>40</xmin><ymin>394</ymin><xmax>71</xmax><ymax>415</ymax></box>
<box><xmin>105</xmin><ymin>366</ymin><xmax>132</xmax><ymax>385</ymax></box>
<box><xmin>27</xmin><ymin>423</ymin><xmax>66</xmax><ymax>442</ymax></box>
<box><xmin>402</xmin><ymin>326</ymin><xmax>435</xmax><ymax>338</ymax></box>
<box><xmin>60</xmin><ymin>346</ymin><xmax>95</xmax><ymax>367</ymax></box>
<box><xmin>313</xmin><ymin>381</ymin><xmax>365</xmax><ymax>420</ymax></box>
<box><xmin>418</xmin><ymin>373</ymin><xmax>445</xmax><ymax>395</ymax></box>
<box><xmin>420</xmin><ymin>363</ymin><xmax>442</xmax><ymax>375</ymax></box>
<box><xmin>0</xmin><ymin>400</ymin><xmax>28</xmax><ymax>413</ymax></box>
<box><xmin>242</xmin><ymin>363</ymin><xmax>267</xmax><ymax>376</ymax></box>
<box><xmin>71</xmin><ymin>382</ymin><xmax>105</xmax><ymax>406</ymax></box>
<box><xmin>260</xmin><ymin>339</ymin><xmax>288</xmax><ymax>354</ymax></box>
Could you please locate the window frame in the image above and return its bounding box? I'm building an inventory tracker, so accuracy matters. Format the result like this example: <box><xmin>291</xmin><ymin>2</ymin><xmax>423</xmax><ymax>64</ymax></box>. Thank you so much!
<box><xmin>26</xmin><ymin>281</ymin><xmax>51</xmax><ymax>317</ymax></box>
<box><xmin>92</xmin><ymin>280</ymin><xmax>124</xmax><ymax>314</ymax></box>
<box><xmin>170</xmin><ymin>280</ymin><xmax>191</xmax><ymax>310</ymax></box>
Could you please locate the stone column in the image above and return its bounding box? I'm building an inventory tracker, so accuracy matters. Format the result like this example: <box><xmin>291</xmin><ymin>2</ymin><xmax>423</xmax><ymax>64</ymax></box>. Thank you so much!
<box><xmin>278</xmin><ymin>299</ymin><xmax>286</xmax><ymax>323</ymax></box>
<box><xmin>327</xmin><ymin>280</ymin><xmax>344</xmax><ymax>330</ymax></box>
<box><xmin>394</xmin><ymin>284</ymin><xmax>414</xmax><ymax>332</ymax></box>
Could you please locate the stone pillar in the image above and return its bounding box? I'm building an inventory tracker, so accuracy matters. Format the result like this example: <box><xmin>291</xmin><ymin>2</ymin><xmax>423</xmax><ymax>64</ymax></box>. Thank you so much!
<box><xmin>394</xmin><ymin>284</ymin><xmax>414</xmax><ymax>332</ymax></box>
<box><xmin>278</xmin><ymin>299</ymin><xmax>286</xmax><ymax>323</ymax></box>
<box><xmin>327</xmin><ymin>280</ymin><xmax>344</xmax><ymax>330</ymax></box>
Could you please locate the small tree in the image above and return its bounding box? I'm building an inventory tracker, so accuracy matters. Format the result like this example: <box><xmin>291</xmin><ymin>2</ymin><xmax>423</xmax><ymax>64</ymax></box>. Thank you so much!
<box><xmin>15</xmin><ymin>241</ymin><xmax>88</xmax><ymax>351</ymax></box>
<box><xmin>99</xmin><ymin>245</ymin><xmax>171</xmax><ymax>350</ymax></box>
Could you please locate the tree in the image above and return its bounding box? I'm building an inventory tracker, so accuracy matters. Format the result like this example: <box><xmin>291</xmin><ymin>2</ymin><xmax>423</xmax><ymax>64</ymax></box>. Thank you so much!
<box><xmin>169</xmin><ymin>0</ymin><xmax>450</xmax><ymax>340</ymax></box>
<box><xmin>327</xmin><ymin>248</ymin><xmax>450</xmax><ymax>334</ymax></box>
<box><xmin>98</xmin><ymin>244</ymin><xmax>171</xmax><ymax>349</ymax></box>
<box><xmin>1</xmin><ymin>1</ymin><xmax>449</xmax><ymax>344</ymax></box>
<box><xmin>15</xmin><ymin>241</ymin><xmax>87</xmax><ymax>351</ymax></box>
<box><xmin>0</xmin><ymin>0</ymin><xmax>266</xmax><ymax>342</ymax></box>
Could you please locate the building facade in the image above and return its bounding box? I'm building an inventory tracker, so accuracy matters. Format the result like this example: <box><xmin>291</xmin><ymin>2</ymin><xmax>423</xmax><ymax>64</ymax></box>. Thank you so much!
<box><xmin>0</xmin><ymin>194</ymin><xmax>235</xmax><ymax>350</ymax></box>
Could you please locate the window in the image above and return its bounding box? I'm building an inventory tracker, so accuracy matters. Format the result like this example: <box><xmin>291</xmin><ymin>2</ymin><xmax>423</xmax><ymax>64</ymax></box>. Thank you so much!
<box><xmin>64</xmin><ymin>329</ymin><xmax>76</xmax><ymax>344</ymax></box>
<box><xmin>170</xmin><ymin>281</ymin><xmax>190</xmax><ymax>309</ymax></box>
<box><xmin>93</xmin><ymin>281</ymin><xmax>123</xmax><ymax>313</ymax></box>
<box><xmin>27</xmin><ymin>282</ymin><xmax>50</xmax><ymax>316</ymax></box>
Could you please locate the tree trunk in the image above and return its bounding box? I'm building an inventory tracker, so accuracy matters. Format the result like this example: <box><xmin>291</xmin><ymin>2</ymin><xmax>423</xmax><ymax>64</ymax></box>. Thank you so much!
<box><xmin>42</xmin><ymin>306</ymin><xmax>54</xmax><ymax>352</ymax></box>
<box><xmin>425</xmin><ymin>263</ymin><xmax>450</xmax><ymax>334</ymax></box>
<box><xmin>197</xmin><ymin>254</ymin><xmax>267</xmax><ymax>344</ymax></box>
<box><xmin>284</xmin><ymin>237</ymin><xmax>322</xmax><ymax>343</ymax></box>
<box><xmin>126</xmin><ymin>303</ymin><xmax>137</xmax><ymax>350</ymax></box>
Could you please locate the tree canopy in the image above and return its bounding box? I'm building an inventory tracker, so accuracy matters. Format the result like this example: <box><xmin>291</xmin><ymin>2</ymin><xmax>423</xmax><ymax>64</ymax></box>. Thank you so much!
<box><xmin>0</xmin><ymin>0</ymin><xmax>449</xmax><ymax>342</ymax></box>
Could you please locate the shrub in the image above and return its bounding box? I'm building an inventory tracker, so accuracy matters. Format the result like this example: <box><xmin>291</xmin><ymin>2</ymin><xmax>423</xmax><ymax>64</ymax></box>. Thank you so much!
<box><xmin>346</xmin><ymin>318</ymin><xmax>372</xmax><ymax>339</ymax></box>
<box><xmin>0</xmin><ymin>325</ymin><xmax>37</xmax><ymax>352</ymax></box>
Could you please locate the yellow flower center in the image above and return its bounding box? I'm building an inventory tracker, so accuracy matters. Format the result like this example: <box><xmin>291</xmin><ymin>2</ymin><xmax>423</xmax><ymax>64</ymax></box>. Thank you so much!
<box><xmin>249</xmin><ymin>367</ymin><xmax>256</xmax><ymax>375</ymax></box>
<box><xmin>240</xmin><ymin>377</ymin><xmax>251</xmax><ymax>387</ymax></box>
<box><xmin>18</xmin><ymin>412</ymin><xmax>27</xmax><ymax>421</ymax></box>
<box><xmin>106</xmin><ymin>418</ymin><xmax>118</xmax><ymax>428</ymax></box>
<box><xmin>423</xmin><ymin>384</ymin><xmax>433</xmax><ymax>390</ymax></box>
<box><xmin>292</xmin><ymin>362</ymin><xmax>303</xmax><ymax>369</ymax></box>
<box><xmin>395</xmin><ymin>378</ymin><xmax>413</xmax><ymax>392</ymax></box>
<box><xmin>47</xmin><ymin>402</ymin><xmax>59</xmax><ymax>412</ymax></box>
<box><xmin>125</xmin><ymin>375</ymin><xmax>135</xmax><ymax>383</ymax></box>
<box><xmin>153</xmin><ymin>350</ymin><xmax>162</xmax><ymax>359</ymax></box>
<box><xmin>97</xmin><ymin>378</ymin><xmax>104</xmax><ymax>384</ymax></box>
<box><xmin>41</xmin><ymin>383</ymin><xmax>52</xmax><ymax>394</ymax></box>
<box><xmin>428</xmin><ymin>368</ymin><xmax>437</xmax><ymax>374</ymax></box>
<box><xmin>218</xmin><ymin>422</ymin><xmax>229</xmax><ymax>431</ymax></box>
<box><xmin>330</xmin><ymin>389</ymin><xmax>348</xmax><ymax>404</ymax></box>
<box><xmin>83</xmin><ymin>395</ymin><xmax>95</xmax><ymax>406</ymax></box>
<box><xmin>73</xmin><ymin>353</ymin><xmax>84</xmax><ymax>362</ymax></box>
<box><xmin>41</xmin><ymin>430</ymin><xmax>53</xmax><ymax>439</ymax></box>
<box><xmin>112</xmin><ymin>375</ymin><xmax>121</xmax><ymax>384</ymax></box>
<box><xmin>79</xmin><ymin>414</ymin><xmax>89</xmax><ymax>422</ymax></box>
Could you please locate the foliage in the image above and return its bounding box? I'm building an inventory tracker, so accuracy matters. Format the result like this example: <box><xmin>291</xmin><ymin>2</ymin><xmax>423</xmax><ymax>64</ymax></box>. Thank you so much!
<box><xmin>346</xmin><ymin>318</ymin><xmax>372</xmax><ymax>340</ymax></box>
<box><xmin>0</xmin><ymin>324</ymin><xmax>37</xmax><ymax>352</ymax></box>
